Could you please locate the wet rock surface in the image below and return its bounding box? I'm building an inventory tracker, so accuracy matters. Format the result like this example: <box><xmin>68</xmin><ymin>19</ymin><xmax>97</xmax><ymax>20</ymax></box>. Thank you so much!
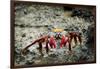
<box><xmin>14</xmin><ymin>3</ymin><xmax>95</xmax><ymax>66</ymax></box>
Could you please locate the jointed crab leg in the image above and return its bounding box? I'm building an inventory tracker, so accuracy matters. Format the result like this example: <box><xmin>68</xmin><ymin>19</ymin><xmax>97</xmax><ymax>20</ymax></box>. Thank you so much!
<box><xmin>22</xmin><ymin>36</ymin><xmax>48</xmax><ymax>55</ymax></box>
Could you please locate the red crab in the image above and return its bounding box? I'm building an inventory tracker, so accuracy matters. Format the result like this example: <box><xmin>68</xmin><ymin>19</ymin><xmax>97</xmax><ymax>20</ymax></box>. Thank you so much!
<box><xmin>21</xmin><ymin>31</ymin><xmax>82</xmax><ymax>55</ymax></box>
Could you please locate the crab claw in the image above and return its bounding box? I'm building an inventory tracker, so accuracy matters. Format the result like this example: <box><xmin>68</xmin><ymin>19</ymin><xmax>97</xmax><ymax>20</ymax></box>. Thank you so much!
<box><xmin>60</xmin><ymin>35</ymin><xmax>69</xmax><ymax>48</ymax></box>
<box><xmin>49</xmin><ymin>36</ymin><xmax>56</xmax><ymax>48</ymax></box>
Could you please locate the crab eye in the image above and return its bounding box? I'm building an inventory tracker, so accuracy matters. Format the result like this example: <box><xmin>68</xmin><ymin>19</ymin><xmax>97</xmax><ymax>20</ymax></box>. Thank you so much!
<box><xmin>79</xmin><ymin>33</ymin><xmax>82</xmax><ymax>35</ymax></box>
<box><xmin>48</xmin><ymin>35</ymin><xmax>50</xmax><ymax>38</ymax></box>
